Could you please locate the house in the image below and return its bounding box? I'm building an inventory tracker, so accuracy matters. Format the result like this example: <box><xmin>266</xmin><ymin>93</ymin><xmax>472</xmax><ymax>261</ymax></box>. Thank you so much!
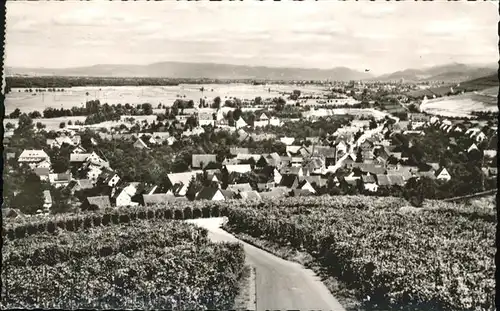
<box><xmin>304</xmin><ymin>157</ymin><xmax>326</xmax><ymax>175</ymax></box>
<box><xmin>254</xmin><ymin>113</ymin><xmax>270</xmax><ymax>128</ymax></box>
<box><xmin>467</xmin><ymin>143</ymin><xmax>479</xmax><ymax>153</ymax></box>
<box><xmin>49</xmin><ymin>172</ymin><xmax>72</xmax><ymax>188</ymax></box>
<box><xmin>280</xmin><ymin>166</ymin><xmax>304</xmax><ymax>177</ymax></box>
<box><xmin>236</xmin><ymin>129</ymin><xmax>250</xmax><ymax>142</ymax></box>
<box><xmin>286</xmin><ymin>145</ymin><xmax>302</xmax><ymax>155</ymax></box>
<box><xmin>474</xmin><ymin>132</ymin><xmax>487</xmax><ymax>143</ymax></box>
<box><xmin>72</xmin><ymin>145</ymin><xmax>87</xmax><ymax>154</ymax></box>
<box><xmin>43</xmin><ymin>190</ymin><xmax>52</xmax><ymax>210</ymax></box>
<box><xmin>166</xmin><ymin>136</ymin><xmax>177</xmax><ymax>146</ymax></box>
<box><xmin>376</xmin><ymin>174</ymin><xmax>405</xmax><ymax>187</ymax></box>
<box><xmin>313</xmin><ymin>146</ymin><xmax>337</xmax><ymax>165</ymax></box>
<box><xmin>70</xmin><ymin>153</ymin><xmax>91</xmax><ymax>165</ymax></box>
<box><xmin>235</xmin><ymin>118</ymin><xmax>248</xmax><ymax>129</ymax></box>
<box><xmin>291</xmin><ymin>189</ymin><xmax>315</xmax><ymax>197</ymax></box>
<box><xmin>192</xmin><ymin>154</ymin><xmax>217</xmax><ymax>169</ymax></box>
<box><xmin>227</xmin><ymin>183</ymin><xmax>253</xmax><ymax>193</ymax></box>
<box><xmin>297</xmin><ymin>179</ymin><xmax>316</xmax><ymax>194</ymax></box>
<box><xmin>18</xmin><ymin>149</ymin><xmax>50</xmax><ymax>167</ymax></box>
<box><xmin>279</xmin><ymin>174</ymin><xmax>299</xmax><ymax>188</ymax></box>
<box><xmin>269</xmin><ymin>116</ymin><xmax>281</xmax><ymax>127</ymax></box>
<box><xmin>143</xmin><ymin>193</ymin><xmax>187</xmax><ymax>206</ymax></box>
<box><xmin>435</xmin><ymin>167</ymin><xmax>451</xmax><ymax>182</ymax></box>
<box><xmin>198</xmin><ymin>109</ymin><xmax>216</xmax><ymax>127</ymax></box>
<box><xmin>417</xmin><ymin>171</ymin><xmax>437</xmax><ymax>180</ymax></box>
<box><xmin>152</xmin><ymin>132</ymin><xmax>171</xmax><ymax>144</ymax></box>
<box><xmin>230</xmin><ymin>147</ymin><xmax>250</xmax><ymax>156</ymax></box>
<box><xmin>224</xmin><ymin>164</ymin><xmax>252</xmax><ymax>174</ymax></box>
<box><xmin>133</xmin><ymin>138</ymin><xmax>150</xmax><ymax>150</ymax></box>
<box><xmin>34</xmin><ymin>167</ymin><xmax>51</xmax><ymax>181</ymax></box>
<box><xmin>67</xmin><ymin>179</ymin><xmax>94</xmax><ymax>194</ymax></box>
<box><xmin>113</xmin><ymin>182</ymin><xmax>140</xmax><ymax>207</ymax></box>
<box><xmin>196</xmin><ymin>187</ymin><xmax>234</xmax><ymax>201</ymax></box>
<box><xmin>239</xmin><ymin>190</ymin><xmax>262</xmax><ymax>201</ymax></box>
<box><xmin>98</xmin><ymin>170</ymin><xmax>121</xmax><ymax>187</ymax></box>
<box><xmin>300</xmin><ymin>175</ymin><xmax>327</xmax><ymax>188</ymax></box>
<box><xmin>166</xmin><ymin>171</ymin><xmax>203</xmax><ymax>196</ymax></box>
<box><xmin>280</xmin><ymin>137</ymin><xmax>296</xmax><ymax>146</ymax></box>
<box><xmin>362</xmin><ymin>174</ymin><xmax>378</xmax><ymax>192</ymax></box>
<box><xmin>235</xmin><ymin>154</ymin><xmax>262</xmax><ymax>164</ymax></box>
<box><xmin>259</xmin><ymin>187</ymin><xmax>289</xmax><ymax>199</ymax></box>
<box><xmin>36</xmin><ymin>159</ymin><xmax>52</xmax><ymax>169</ymax></box>
<box><xmin>82</xmin><ymin>196</ymin><xmax>112</xmax><ymax>210</ymax></box>
<box><xmin>351</xmin><ymin>163</ymin><xmax>386</xmax><ymax>175</ymax></box>
<box><xmin>86</xmin><ymin>166</ymin><xmax>104</xmax><ymax>183</ymax></box>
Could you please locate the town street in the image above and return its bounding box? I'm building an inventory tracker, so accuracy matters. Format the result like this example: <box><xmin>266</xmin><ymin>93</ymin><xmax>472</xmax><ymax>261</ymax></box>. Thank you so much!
<box><xmin>187</xmin><ymin>217</ymin><xmax>346</xmax><ymax>311</ymax></box>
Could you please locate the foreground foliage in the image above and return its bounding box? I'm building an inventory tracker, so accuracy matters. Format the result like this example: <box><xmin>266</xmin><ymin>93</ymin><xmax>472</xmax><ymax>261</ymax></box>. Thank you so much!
<box><xmin>1</xmin><ymin>220</ymin><xmax>245</xmax><ymax>310</ymax></box>
<box><xmin>223</xmin><ymin>196</ymin><xmax>495</xmax><ymax>311</ymax></box>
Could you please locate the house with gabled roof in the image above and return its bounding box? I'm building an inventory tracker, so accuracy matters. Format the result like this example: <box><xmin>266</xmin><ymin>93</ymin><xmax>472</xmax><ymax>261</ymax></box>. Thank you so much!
<box><xmin>236</xmin><ymin>129</ymin><xmax>250</xmax><ymax>142</ymax></box>
<box><xmin>239</xmin><ymin>190</ymin><xmax>262</xmax><ymax>201</ymax></box>
<box><xmin>467</xmin><ymin>143</ymin><xmax>479</xmax><ymax>153</ymax></box>
<box><xmin>280</xmin><ymin>137</ymin><xmax>296</xmax><ymax>146</ymax></box>
<box><xmin>297</xmin><ymin>179</ymin><xmax>317</xmax><ymax>194</ymax></box>
<box><xmin>230</xmin><ymin>147</ymin><xmax>250</xmax><ymax>156</ymax></box>
<box><xmin>143</xmin><ymin>193</ymin><xmax>187</xmax><ymax>206</ymax></box>
<box><xmin>82</xmin><ymin>196</ymin><xmax>111</xmax><ymax>211</ymax></box>
<box><xmin>18</xmin><ymin>149</ymin><xmax>50</xmax><ymax>167</ymax></box>
<box><xmin>133</xmin><ymin>138</ymin><xmax>150</xmax><ymax>150</ymax></box>
<box><xmin>259</xmin><ymin>187</ymin><xmax>289</xmax><ymax>199</ymax></box>
<box><xmin>227</xmin><ymin>183</ymin><xmax>253</xmax><ymax>193</ymax></box>
<box><xmin>166</xmin><ymin>171</ymin><xmax>203</xmax><ymax>196</ymax></box>
<box><xmin>98</xmin><ymin>169</ymin><xmax>121</xmax><ymax>188</ymax></box>
<box><xmin>49</xmin><ymin>172</ymin><xmax>72</xmax><ymax>188</ymax></box>
<box><xmin>71</xmin><ymin>145</ymin><xmax>87</xmax><ymax>154</ymax></box>
<box><xmin>435</xmin><ymin>167</ymin><xmax>451</xmax><ymax>182</ymax></box>
<box><xmin>362</xmin><ymin>174</ymin><xmax>378</xmax><ymax>192</ymax></box>
<box><xmin>279</xmin><ymin>174</ymin><xmax>299</xmax><ymax>189</ymax></box>
<box><xmin>112</xmin><ymin>182</ymin><xmax>140</xmax><ymax>207</ymax></box>
<box><xmin>235</xmin><ymin>118</ymin><xmax>248</xmax><ymax>129</ymax></box>
<box><xmin>67</xmin><ymin>179</ymin><xmax>94</xmax><ymax>195</ymax></box>
<box><xmin>196</xmin><ymin>187</ymin><xmax>234</xmax><ymax>201</ymax></box>
<box><xmin>224</xmin><ymin>164</ymin><xmax>252</xmax><ymax>174</ymax></box>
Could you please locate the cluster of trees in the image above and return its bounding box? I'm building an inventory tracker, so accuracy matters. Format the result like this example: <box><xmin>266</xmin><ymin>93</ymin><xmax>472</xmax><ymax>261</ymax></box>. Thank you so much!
<box><xmin>3</xmin><ymin>115</ymin><xmax>73</xmax><ymax>214</ymax></box>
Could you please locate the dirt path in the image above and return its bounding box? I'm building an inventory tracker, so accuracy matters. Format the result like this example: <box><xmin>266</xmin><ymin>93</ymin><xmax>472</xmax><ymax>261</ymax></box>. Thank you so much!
<box><xmin>187</xmin><ymin>217</ymin><xmax>346</xmax><ymax>311</ymax></box>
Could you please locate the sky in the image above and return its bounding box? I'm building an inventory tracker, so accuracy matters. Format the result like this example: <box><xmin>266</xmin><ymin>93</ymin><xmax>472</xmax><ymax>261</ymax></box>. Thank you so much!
<box><xmin>5</xmin><ymin>1</ymin><xmax>498</xmax><ymax>75</ymax></box>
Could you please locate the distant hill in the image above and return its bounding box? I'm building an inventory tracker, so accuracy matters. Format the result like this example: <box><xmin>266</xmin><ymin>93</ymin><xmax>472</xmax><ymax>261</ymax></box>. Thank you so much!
<box><xmin>5</xmin><ymin>62</ymin><xmax>373</xmax><ymax>82</ymax></box>
<box><xmin>407</xmin><ymin>73</ymin><xmax>498</xmax><ymax>98</ymax></box>
<box><xmin>374</xmin><ymin>63</ymin><xmax>497</xmax><ymax>83</ymax></box>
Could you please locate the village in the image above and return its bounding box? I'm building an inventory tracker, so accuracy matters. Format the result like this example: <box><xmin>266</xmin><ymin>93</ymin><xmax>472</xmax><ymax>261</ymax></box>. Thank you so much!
<box><xmin>3</xmin><ymin>87</ymin><xmax>497</xmax><ymax>215</ymax></box>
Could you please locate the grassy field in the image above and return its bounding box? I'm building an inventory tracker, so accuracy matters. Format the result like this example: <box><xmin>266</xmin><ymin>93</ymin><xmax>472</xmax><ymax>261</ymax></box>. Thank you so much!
<box><xmin>6</xmin><ymin>84</ymin><xmax>329</xmax><ymax>114</ymax></box>
<box><xmin>420</xmin><ymin>90</ymin><xmax>498</xmax><ymax>118</ymax></box>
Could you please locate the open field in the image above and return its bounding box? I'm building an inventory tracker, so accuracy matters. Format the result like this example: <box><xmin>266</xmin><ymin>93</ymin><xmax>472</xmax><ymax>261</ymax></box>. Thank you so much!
<box><xmin>6</xmin><ymin>84</ymin><xmax>330</xmax><ymax>114</ymax></box>
<box><xmin>420</xmin><ymin>88</ymin><xmax>498</xmax><ymax>118</ymax></box>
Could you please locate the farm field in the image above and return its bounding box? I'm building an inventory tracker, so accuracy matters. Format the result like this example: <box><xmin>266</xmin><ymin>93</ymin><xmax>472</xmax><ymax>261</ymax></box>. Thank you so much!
<box><xmin>1</xmin><ymin>219</ymin><xmax>245</xmax><ymax>309</ymax></box>
<box><xmin>6</xmin><ymin>84</ymin><xmax>330</xmax><ymax>114</ymax></box>
<box><xmin>420</xmin><ymin>89</ymin><xmax>498</xmax><ymax>118</ymax></box>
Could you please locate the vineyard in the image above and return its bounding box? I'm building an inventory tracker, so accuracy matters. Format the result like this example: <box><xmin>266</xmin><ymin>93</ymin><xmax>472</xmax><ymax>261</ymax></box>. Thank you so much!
<box><xmin>1</xmin><ymin>195</ymin><xmax>496</xmax><ymax>310</ymax></box>
<box><xmin>1</xmin><ymin>220</ymin><xmax>245</xmax><ymax>309</ymax></box>
<box><xmin>223</xmin><ymin>196</ymin><xmax>496</xmax><ymax>311</ymax></box>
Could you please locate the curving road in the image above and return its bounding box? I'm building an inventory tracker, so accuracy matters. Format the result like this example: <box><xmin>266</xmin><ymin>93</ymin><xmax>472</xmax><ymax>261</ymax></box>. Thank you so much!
<box><xmin>187</xmin><ymin>217</ymin><xmax>346</xmax><ymax>311</ymax></box>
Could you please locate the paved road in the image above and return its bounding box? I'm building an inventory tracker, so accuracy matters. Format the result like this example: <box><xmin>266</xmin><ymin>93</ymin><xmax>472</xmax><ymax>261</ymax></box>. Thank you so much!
<box><xmin>187</xmin><ymin>217</ymin><xmax>346</xmax><ymax>311</ymax></box>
